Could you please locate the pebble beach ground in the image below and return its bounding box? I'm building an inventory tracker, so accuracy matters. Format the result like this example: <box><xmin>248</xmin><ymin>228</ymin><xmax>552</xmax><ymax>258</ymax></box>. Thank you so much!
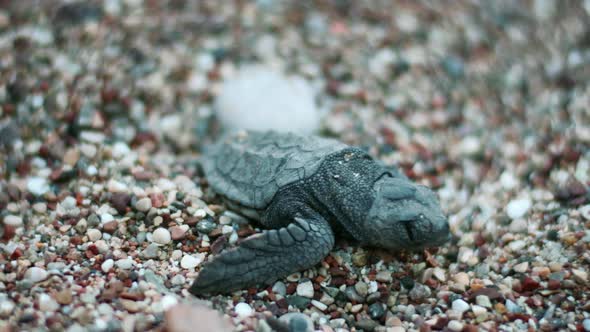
<box><xmin>1</xmin><ymin>1</ymin><xmax>589</xmax><ymax>331</ymax></box>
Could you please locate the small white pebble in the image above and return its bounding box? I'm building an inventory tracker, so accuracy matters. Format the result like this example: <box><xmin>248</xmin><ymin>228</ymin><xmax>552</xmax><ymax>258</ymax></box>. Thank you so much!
<box><xmin>116</xmin><ymin>258</ymin><xmax>134</xmax><ymax>270</ymax></box>
<box><xmin>180</xmin><ymin>254</ymin><xmax>204</xmax><ymax>269</ymax></box>
<box><xmin>0</xmin><ymin>300</ymin><xmax>15</xmax><ymax>316</ymax></box>
<box><xmin>112</xmin><ymin>142</ymin><xmax>130</xmax><ymax>159</ymax></box>
<box><xmin>433</xmin><ymin>267</ymin><xmax>446</xmax><ymax>282</ymax></box>
<box><xmin>171</xmin><ymin>250</ymin><xmax>183</xmax><ymax>261</ymax></box>
<box><xmin>221</xmin><ymin>225</ymin><xmax>234</xmax><ymax>234</ymax></box>
<box><xmin>152</xmin><ymin>228</ymin><xmax>171</xmax><ymax>245</ymax></box>
<box><xmin>160</xmin><ymin>295</ymin><xmax>178</xmax><ymax>311</ymax></box>
<box><xmin>101</xmin><ymin>259</ymin><xmax>114</xmax><ymax>273</ymax></box>
<box><xmin>459</xmin><ymin>136</ymin><xmax>481</xmax><ymax>155</ymax></box>
<box><xmin>107</xmin><ymin>179</ymin><xmax>127</xmax><ymax>193</ymax></box>
<box><xmin>311</xmin><ymin>300</ymin><xmax>327</xmax><ymax>311</ymax></box>
<box><xmin>509</xmin><ymin>218</ymin><xmax>528</xmax><ymax>233</ymax></box>
<box><xmin>452</xmin><ymin>272</ymin><xmax>470</xmax><ymax>286</ymax></box>
<box><xmin>296</xmin><ymin>280</ymin><xmax>315</xmax><ymax>298</ymax></box>
<box><xmin>135</xmin><ymin>197</ymin><xmax>152</xmax><ymax>212</ymax></box>
<box><xmin>38</xmin><ymin>293</ymin><xmax>59</xmax><ymax>312</ymax></box>
<box><xmin>234</xmin><ymin>302</ymin><xmax>254</xmax><ymax>318</ymax></box>
<box><xmin>171</xmin><ymin>274</ymin><xmax>185</xmax><ymax>285</ymax></box>
<box><xmin>508</xmin><ymin>240</ymin><xmax>526</xmax><ymax>252</ymax></box>
<box><xmin>228</xmin><ymin>231</ymin><xmax>239</xmax><ymax>245</ymax></box>
<box><xmin>448</xmin><ymin>320</ymin><xmax>464</xmax><ymax>332</ymax></box>
<box><xmin>475</xmin><ymin>295</ymin><xmax>492</xmax><ymax>308</ymax></box>
<box><xmin>350</xmin><ymin>303</ymin><xmax>363</xmax><ymax>313</ymax></box>
<box><xmin>513</xmin><ymin>262</ymin><xmax>529</xmax><ymax>273</ymax></box>
<box><xmin>472</xmin><ymin>304</ymin><xmax>487</xmax><ymax>316</ymax></box>
<box><xmin>25</xmin><ymin>267</ymin><xmax>48</xmax><ymax>283</ymax></box>
<box><xmin>506</xmin><ymin>199</ymin><xmax>532</xmax><ymax>219</ymax></box>
<box><xmin>3</xmin><ymin>215</ymin><xmax>23</xmax><ymax>226</ymax></box>
<box><xmin>572</xmin><ymin>269</ymin><xmax>588</xmax><ymax>283</ymax></box>
<box><xmin>100</xmin><ymin>213</ymin><xmax>114</xmax><ymax>224</ymax></box>
<box><xmin>95</xmin><ymin>240</ymin><xmax>109</xmax><ymax>253</ymax></box>
<box><xmin>32</xmin><ymin>202</ymin><xmax>47</xmax><ymax>213</ymax></box>
<box><xmin>500</xmin><ymin>171</ymin><xmax>518</xmax><ymax>190</ymax></box>
<box><xmin>87</xmin><ymin>229</ymin><xmax>102</xmax><ymax>241</ymax></box>
<box><xmin>451</xmin><ymin>299</ymin><xmax>469</xmax><ymax>313</ymax></box>
<box><xmin>27</xmin><ymin>177</ymin><xmax>50</xmax><ymax>196</ymax></box>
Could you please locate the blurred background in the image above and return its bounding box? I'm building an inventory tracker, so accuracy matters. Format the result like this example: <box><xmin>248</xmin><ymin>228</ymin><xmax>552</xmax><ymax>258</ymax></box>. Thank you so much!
<box><xmin>0</xmin><ymin>1</ymin><xmax>589</xmax><ymax>331</ymax></box>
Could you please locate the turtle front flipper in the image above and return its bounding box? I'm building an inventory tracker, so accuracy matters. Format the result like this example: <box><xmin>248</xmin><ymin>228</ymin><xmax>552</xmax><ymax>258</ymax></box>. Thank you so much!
<box><xmin>189</xmin><ymin>216</ymin><xmax>334</xmax><ymax>295</ymax></box>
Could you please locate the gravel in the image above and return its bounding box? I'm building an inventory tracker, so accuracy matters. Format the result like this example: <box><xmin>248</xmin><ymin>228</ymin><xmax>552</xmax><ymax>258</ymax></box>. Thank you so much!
<box><xmin>1</xmin><ymin>1</ymin><xmax>589</xmax><ymax>331</ymax></box>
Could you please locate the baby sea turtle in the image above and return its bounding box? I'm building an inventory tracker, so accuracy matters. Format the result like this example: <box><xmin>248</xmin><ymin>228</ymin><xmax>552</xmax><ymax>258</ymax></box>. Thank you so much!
<box><xmin>190</xmin><ymin>131</ymin><xmax>450</xmax><ymax>295</ymax></box>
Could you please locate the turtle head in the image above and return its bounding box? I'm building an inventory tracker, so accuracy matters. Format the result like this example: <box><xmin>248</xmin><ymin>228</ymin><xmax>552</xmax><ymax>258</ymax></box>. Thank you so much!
<box><xmin>366</xmin><ymin>176</ymin><xmax>450</xmax><ymax>251</ymax></box>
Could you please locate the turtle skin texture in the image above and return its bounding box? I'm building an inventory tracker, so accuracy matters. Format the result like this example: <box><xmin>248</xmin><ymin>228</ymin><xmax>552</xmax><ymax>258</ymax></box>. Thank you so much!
<box><xmin>190</xmin><ymin>131</ymin><xmax>450</xmax><ymax>295</ymax></box>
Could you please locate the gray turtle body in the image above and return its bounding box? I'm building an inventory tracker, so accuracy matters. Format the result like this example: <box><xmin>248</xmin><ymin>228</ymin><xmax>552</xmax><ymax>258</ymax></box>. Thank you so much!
<box><xmin>190</xmin><ymin>130</ymin><xmax>450</xmax><ymax>295</ymax></box>
<box><xmin>202</xmin><ymin>131</ymin><xmax>347</xmax><ymax>209</ymax></box>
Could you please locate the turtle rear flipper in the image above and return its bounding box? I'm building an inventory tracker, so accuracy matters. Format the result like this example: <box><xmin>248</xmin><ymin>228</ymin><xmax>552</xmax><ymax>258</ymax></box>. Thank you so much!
<box><xmin>189</xmin><ymin>216</ymin><xmax>334</xmax><ymax>295</ymax></box>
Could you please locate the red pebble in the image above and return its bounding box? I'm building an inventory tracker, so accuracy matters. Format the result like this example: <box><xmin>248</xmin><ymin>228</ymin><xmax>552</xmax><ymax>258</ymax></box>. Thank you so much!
<box><xmin>521</xmin><ymin>277</ymin><xmax>541</xmax><ymax>292</ymax></box>
<box><xmin>10</xmin><ymin>248</ymin><xmax>22</xmax><ymax>260</ymax></box>
<box><xmin>548</xmin><ymin>279</ymin><xmax>561</xmax><ymax>290</ymax></box>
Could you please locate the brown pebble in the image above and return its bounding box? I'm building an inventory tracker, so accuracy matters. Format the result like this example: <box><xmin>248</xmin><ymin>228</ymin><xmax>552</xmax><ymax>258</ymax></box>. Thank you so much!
<box><xmin>10</xmin><ymin>248</ymin><xmax>22</xmax><ymax>259</ymax></box>
<box><xmin>532</xmin><ymin>266</ymin><xmax>551</xmax><ymax>279</ymax></box>
<box><xmin>521</xmin><ymin>277</ymin><xmax>540</xmax><ymax>292</ymax></box>
<box><xmin>548</xmin><ymin>279</ymin><xmax>561</xmax><ymax>290</ymax></box>
<box><xmin>102</xmin><ymin>220</ymin><xmax>118</xmax><ymax>233</ymax></box>
<box><xmin>494</xmin><ymin>303</ymin><xmax>507</xmax><ymax>314</ymax></box>
<box><xmin>468</xmin><ymin>287</ymin><xmax>503</xmax><ymax>301</ymax></box>
<box><xmin>184</xmin><ymin>216</ymin><xmax>199</xmax><ymax>226</ymax></box>
<box><xmin>133</xmin><ymin>170</ymin><xmax>156</xmax><ymax>181</ymax></box>
<box><xmin>170</xmin><ymin>226</ymin><xmax>187</xmax><ymax>240</ymax></box>
<box><xmin>120</xmin><ymin>291</ymin><xmax>145</xmax><ymax>301</ymax></box>
<box><xmin>276</xmin><ymin>298</ymin><xmax>288</xmax><ymax>310</ymax></box>
<box><xmin>331</xmin><ymin>276</ymin><xmax>346</xmax><ymax>287</ymax></box>
<box><xmin>150</xmin><ymin>193</ymin><xmax>165</xmax><ymax>208</ymax></box>
<box><xmin>208</xmin><ymin>228</ymin><xmax>222</xmax><ymax>238</ymax></box>
<box><xmin>286</xmin><ymin>283</ymin><xmax>297</xmax><ymax>295</ymax></box>
<box><xmin>55</xmin><ymin>290</ymin><xmax>73</xmax><ymax>305</ymax></box>
<box><xmin>462</xmin><ymin>324</ymin><xmax>479</xmax><ymax>332</ymax></box>
<box><xmin>210</xmin><ymin>235</ymin><xmax>227</xmax><ymax>255</ymax></box>
<box><xmin>329</xmin><ymin>267</ymin><xmax>347</xmax><ymax>277</ymax></box>
<box><xmin>164</xmin><ymin>304</ymin><xmax>232</xmax><ymax>332</ymax></box>
<box><xmin>110</xmin><ymin>193</ymin><xmax>131</xmax><ymax>214</ymax></box>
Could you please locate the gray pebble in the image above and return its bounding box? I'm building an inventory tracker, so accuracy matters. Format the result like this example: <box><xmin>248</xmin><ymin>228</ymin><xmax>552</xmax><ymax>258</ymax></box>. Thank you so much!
<box><xmin>196</xmin><ymin>219</ymin><xmax>217</xmax><ymax>234</ymax></box>
<box><xmin>344</xmin><ymin>286</ymin><xmax>365</xmax><ymax>303</ymax></box>
<box><xmin>409</xmin><ymin>283</ymin><xmax>431</xmax><ymax>301</ymax></box>
<box><xmin>505</xmin><ymin>299</ymin><xmax>522</xmax><ymax>313</ymax></box>
<box><xmin>272</xmin><ymin>281</ymin><xmax>286</xmax><ymax>296</ymax></box>
<box><xmin>354</xmin><ymin>281</ymin><xmax>368</xmax><ymax>297</ymax></box>
<box><xmin>142</xmin><ymin>243</ymin><xmax>159</xmax><ymax>258</ymax></box>
<box><xmin>368</xmin><ymin>302</ymin><xmax>386</xmax><ymax>320</ymax></box>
